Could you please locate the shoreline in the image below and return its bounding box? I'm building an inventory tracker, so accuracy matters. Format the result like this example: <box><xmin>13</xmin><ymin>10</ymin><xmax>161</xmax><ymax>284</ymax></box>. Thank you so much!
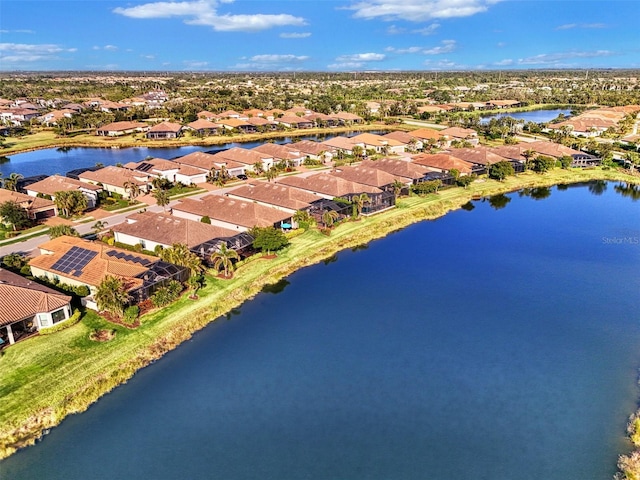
<box><xmin>1</xmin><ymin>124</ymin><xmax>406</xmax><ymax>157</ymax></box>
<box><xmin>1</xmin><ymin>167</ymin><xmax>639</xmax><ymax>462</ymax></box>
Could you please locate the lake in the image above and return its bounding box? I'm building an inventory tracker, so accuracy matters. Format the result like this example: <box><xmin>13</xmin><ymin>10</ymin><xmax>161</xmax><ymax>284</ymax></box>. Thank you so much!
<box><xmin>480</xmin><ymin>108</ymin><xmax>572</xmax><ymax>125</ymax></box>
<box><xmin>0</xmin><ymin>131</ymin><xmax>389</xmax><ymax>179</ymax></box>
<box><xmin>2</xmin><ymin>181</ymin><xmax>640</xmax><ymax>480</ymax></box>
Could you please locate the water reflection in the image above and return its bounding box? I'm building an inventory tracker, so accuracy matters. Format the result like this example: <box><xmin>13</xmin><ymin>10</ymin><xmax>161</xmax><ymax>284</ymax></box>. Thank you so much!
<box><xmin>588</xmin><ymin>180</ymin><xmax>608</xmax><ymax>196</ymax></box>
<box><xmin>488</xmin><ymin>193</ymin><xmax>511</xmax><ymax>210</ymax></box>
<box><xmin>614</xmin><ymin>182</ymin><xmax>640</xmax><ymax>201</ymax></box>
<box><xmin>461</xmin><ymin>201</ymin><xmax>475</xmax><ymax>211</ymax></box>
<box><xmin>519</xmin><ymin>186</ymin><xmax>552</xmax><ymax>200</ymax></box>
<box><xmin>261</xmin><ymin>279</ymin><xmax>291</xmax><ymax>295</ymax></box>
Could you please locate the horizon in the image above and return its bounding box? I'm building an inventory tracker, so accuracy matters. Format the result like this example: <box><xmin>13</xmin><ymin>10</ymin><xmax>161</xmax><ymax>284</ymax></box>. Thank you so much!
<box><xmin>1</xmin><ymin>1</ymin><xmax>638</xmax><ymax>72</ymax></box>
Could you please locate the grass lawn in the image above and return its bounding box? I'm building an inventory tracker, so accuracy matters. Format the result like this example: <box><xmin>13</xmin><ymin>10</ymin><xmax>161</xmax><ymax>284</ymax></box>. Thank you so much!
<box><xmin>0</xmin><ymin>166</ymin><xmax>638</xmax><ymax>459</ymax></box>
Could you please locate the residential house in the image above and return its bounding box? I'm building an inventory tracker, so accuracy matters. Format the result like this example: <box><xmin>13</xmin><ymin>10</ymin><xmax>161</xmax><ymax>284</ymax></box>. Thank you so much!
<box><xmin>246</xmin><ymin>116</ymin><xmax>278</xmax><ymax>131</ymax></box>
<box><xmin>0</xmin><ymin>268</ymin><xmax>72</xmax><ymax>347</ymax></box>
<box><xmin>383</xmin><ymin>131</ymin><xmax>423</xmax><ymax>152</ymax></box>
<box><xmin>360</xmin><ymin>159</ymin><xmax>431</xmax><ymax>185</ymax></box>
<box><xmin>304</xmin><ymin>113</ymin><xmax>339</xmax><ymax>128</ymax></box>
<box><xmin>411</xmin><ymin>153</ymin><xmax>475</xmax><ymax>175</ymax></box>
<box><xmin>39</xmin><ymin>109</ymin><xmax>75</xmax><ymax>126</ymax></box>
<box><xmin>252</xmin><ymin>143</ymin><xmax>305</xmax><ymax>167</ymax></box>
<box><xmin>321</xmin><ymin>136</ymin><xmax>362</xmax><ymax>156</ymax></box>
<box><xmin>226</xmin><ymin>181</ymin><xmax>319</xmax><ymax>215</ymax></box>
<box><xmin>0</xmin><ymin>189</ymin><xmax>57</xmax><ymax>221</ymax></box>
<box><xmin>277</xmin><ymin>115</ymin><xmax>314</xmax><ymax>129</ymax></box>
<box><xmin>146</xmin><ymin>122</ymin><xmax>183</xmax><ymax>140</ymax></box>
<box><xmin>217</xmin><ymin>118</ymin><xmax>257</xmax><ymax>133</ymax></box>
<box><xmin>186</xmin><ymin>119</ymin><xmax>220</xmax><ymax>136</ymax></box>
<box><xmin>111</xmin><ymin>211</ymin><xmax>243</xmax><ymax>254</ymax></box>
<box><xmin>212</xmin><ymin>147</ymin><xmax>274</xmax><ymax>173</ymax></box>
<box><xmin>445</xmin><ymin>147</ymin><xmax>508</xmax><ymax>174</ymax></box>
<box><xmin>96</xmin><ymin>121</ymin><xmax>149</xmax><ymax>136</ymax></box>
<box><xmin>174</xmin><ymin>151</ymin><xmax>246</xmax><ymax>178</ymax></box>
<box><xmin>330</xmin><ymin>165</ymin><xmax>401</xmax><ymax>192</ymax></box>
<box><xmin>289</xmin><ymin>140</ymin><xmax>334</xmax><ymax>163</ymax></box>
<box><xmin>124</xmin><ymin>157</ymin><xmax>207</xmax><ymax>185</ymax></box>
<box><xmin>330</xmin><ymin>112</ymin><xmax>364</xmax><ymax>125</ymax></box>
<box><xmin>517</xmin><ymin>140</ymin><xmax>601</xmax><ymax>167</ymax></box>
<box><xmin>439</xmin><ymin>126</ymin><xmax>480</xmax><ymax>146</ymax></box>
<box><xmin>29</xmin><ymin>235</ymin><xmax>188</xmax><ymax>308</ymax></box>
<box><xmin>26</xmin><ymin>174</ymin><xmax>102</xmax><ymax>209</ymax></box>
<box><xmin>407</xmin><ymin>127</ymin><xmax>446</xmax><ymax>147</ymax></box>
<box><xmin>197</xmin><ymin>110</ymin><xmax>218</xmax><ymax>121</ymax></box>
<box><xmin>172</xmin><ymin>194</ymin><xmax>292</xmax><ymax>231</ymax></box>
<box><xmin>78</xmin><ymin>166</ymin><xmax>150</xmax><ymax>197</ymax></box>
<box><xmin>348</xmin><ymin>133</ymin><xmax>406</xmax><ymax>155</ymax></box>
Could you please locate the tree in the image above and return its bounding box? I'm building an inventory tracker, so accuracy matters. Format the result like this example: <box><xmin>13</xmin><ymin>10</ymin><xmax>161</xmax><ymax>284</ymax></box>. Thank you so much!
<box><xmin>322</xmin><ymin>210</ymin><xmax>339</xmax><ymax>227</ymax></box>
<box><xmin>54</xmin><ymin>190</ymin><xmax>87</xmax><ymax>217</ymax></box>
<box><xmin>153</xmin><ymin>189</ymin><xmax>170</xmax><ymax>210</ymax></box>
<box><xmin>351</xmin><ymin>145</ymin><xmax>365</xmax><ymax>161</ymax></box>
<box><xmin>624</xmin><ymin>152</ymin><xmax>640</xmax><ymax>172</ymax></box>
<box><xmin>251</xmin><ymin>226</ymin><xmax>289</xmax><ymax>255</ymax></box>
<box><xmin>559</xmin><ymin>155</ymin><xmax>573</xmax><ymax>169</ymax></box>
<box><xmin>264</xmin><ymin>166</ymin><xmax>278</xmax><ymax>182</ymax></box>
<box><xmin>530</xmin><ymin>155</ymin><xmax>556</xmax><ymax>173</ymax></box>
<box><xmin>3</xmin><ymin>172</ymin><xmax>23</xmax><ymax>192</ymax></box>
<box><xmin>391</xmin><ymin>180</ymin><xmax>404</xmax><ymax>197</ymax></box>
<box><xmin>411</xmin><ymin>180</ymin><xmax>442</xmax><ymax>195</ymax></box>
<box><xmin>253</xmin><ymin>161</ymin><xmax>265</xmax><ymax>175</ymax></box>
<box><xmin>488</xmin><ymin>161</ymin><xmax>515</xmax><ymax>181</ymax></box>
<box><xmin>48</xmin><ymin>224</ymin><xmax>80</xmax><ymax>238</ymax></box>
<box><xmin>159</xmin><ymin>243</ymin><xmax>203</xmax><ymax>276</ymax></box>
<box><xmin>2</xmin><ymin>252</ymin><xmax>27</xmax><ymax>270</ymax></box>
<box><xmin>0</xmin><ymin>201</ymin><xmax>30</xmax><ymax>230</ymax></box>
<box><xmin>522</xmin><ymin>149</ymin><xmax>537</xmax><ymax>171</ymax></box>
<box><xmin>210</xmin><ymin>243</ymin><xmax>240</xmax><ymax>278</ymax></box>
<box><xmin>123</xmin><ymin>181</ymin><xmax>141</xmax><ymax>202</ymax></box>
<box><xmin>456</xmin><ymin>174</ymin><xmax>476</xmax><ymax>189</ymax></box>
<box><xmin>95</xmin><ymin>275</ymin><xmax>131</xmax><ymax>319</ymax></box>
<box><xmin>91</xmin><ymin>220</ymin><xmax>108</xmax><ymax>236</ymax></box>
<box><xmin>351</xmin><ymin>193</ymin><xmax>371</xmax><ymax>217</ymax></box>
<box><xmin>293</xmin><ymin>210</ymin><xmax>312</xmax><ymax>229</ymax></box>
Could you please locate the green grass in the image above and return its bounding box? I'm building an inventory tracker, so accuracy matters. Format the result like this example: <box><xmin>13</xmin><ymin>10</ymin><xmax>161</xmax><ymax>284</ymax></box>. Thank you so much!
<box><xmin>0</xmin><ymin>166</ymin><xmax>638</xmax><ymax>459</ymax></box>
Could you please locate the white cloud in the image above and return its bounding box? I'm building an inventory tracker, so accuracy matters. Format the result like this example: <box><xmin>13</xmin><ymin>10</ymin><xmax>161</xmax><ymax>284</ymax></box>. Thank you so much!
<box><xmin>114</xmin><ymin>0</ymin><xmax>306</xmax><ymax>32</ymax></box>
<box><xmin>328</xmin><ymin>62</ymin><xmax>365</xmax><ymax>70</ymax></box>
<box><xmin>183</xmin><ymin>60</ymin><xmax>209</xmax><ymax>69</ymax></box>
<box><xmin>93</xmin><ymin>45</ymin><xmax>118</xmax><ymax>51</ymax></box>
<box><xmin>141</xmin><ymin>54</ymin><xmax>156</xmax><ymax>59</ymax></box>
<box><xmin>249</xmin><ymin>54</ymin><xmax>309</xmax><ymax>63</ymax></box>
<box><xmin>336</xmin><ymin>52</ymin><xmax>385</xmax><ymax>62</ymax></box>
<box><xmin>0</xmin><ymin>29</ymin><xmax>35</xmax><ymax>34</ymax></box>
<box><xmin>347</xmin><ymin>0</ymin><xmax>500</xmax><ymax>22</ymax></box>
<box><xmin>494</xmin><ymin>58</ymin><xmax>513</xmax><ymax>66</ymax></box>
<box><xmin>0</xmin><ymin>43</ymin><xmax>76</xmax><ymax>64</ymax></box>
<box><xmin>386</xmin><ymin>25</ymin><xmax>406</xmax><ymax>35</ymax></box>
<box><xmin>279</xmin><ymin>32</ymin><xmax>311</xmax><ymax>39</ymax></box>
<box><xmin>423</xmin><ymin>39</ymin><xmax>456</xmax><ymax>54</ymax></box>
<box><xmin>230</xmin><ymin>53</ymin><xmax>309</xmax><ymax>71</ymax></box>
<box><xmin>385</xmin><ymin>46</ymin><xmax>423</xmax><ymax>54</ymax></box>
<box><xmin>413</xmin><ymin>23</ymin><xmax>440</xmax><ymax>35</ymax></box>
<box><xmin>423</xmin><ymin>58</ymin><xmax>468</xmax><ymax>70</ymax></box>
<box><xmin>518</xmin><ymin>50</ymin><xmax>615</xmax><ymax>65</ymax></box>
<box><xmin>555</xmin><ymin>23</ymin><xmax>606</xmax><ymax>31</ymax></box>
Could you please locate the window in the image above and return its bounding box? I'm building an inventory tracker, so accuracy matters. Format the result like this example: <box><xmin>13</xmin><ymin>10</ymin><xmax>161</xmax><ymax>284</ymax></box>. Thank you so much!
<box><xmin>51</xmin><ymin>308</ymin><xmax>67</xmax><ymax>324</ymax></box>
<box><xmin>38</xmin><ymin>314</ymin><xmax>50</xmax><ymax>328</ymax></box>
<box><xmin>139</xmin><ymin>240</ymin><xmax>146</xmax><ymax>249</ymax></box>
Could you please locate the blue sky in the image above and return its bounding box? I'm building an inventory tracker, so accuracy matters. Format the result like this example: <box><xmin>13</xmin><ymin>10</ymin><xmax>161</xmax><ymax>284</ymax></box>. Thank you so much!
<box><xmin>1</xmin><ymin>0</ymin><xmax>638</xmax><ymax>71</ymax></box>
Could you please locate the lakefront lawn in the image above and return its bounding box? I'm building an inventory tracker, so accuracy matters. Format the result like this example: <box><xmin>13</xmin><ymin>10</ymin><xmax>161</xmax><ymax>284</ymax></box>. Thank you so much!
<box><xmin>0</xmin><ymin>167</ymin><xmax>638</xmax><ymax>460</ymax></box>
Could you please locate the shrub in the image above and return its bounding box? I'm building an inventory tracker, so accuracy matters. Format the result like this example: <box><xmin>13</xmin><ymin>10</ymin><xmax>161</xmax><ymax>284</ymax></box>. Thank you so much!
<box><xmin>39</xmin><ymin>309</ymin><xmax>82</xmax><ymax>335</ymax></box>
<box><xmin>151</xmin><ymin>280</ymin><xmax>183</xmax><ymax>307</ymax></box>
<box><xmin>122</xmin><ymin>305</ymin><xmax>139</xmax><ymax>325</ymax></box>
<box><xmin>73</xmin><ymin>285</ymin><xmax>90</xmax><ymax>297</ymax></box>
<box><xmin>20</xmin><ymin>265</ymin><xmax>32</xmax><ymax>276</ymax></box>
<box><xmin>201</xmin><ymin>215</ymin><xmax>211</xmax><ymax>224</ymax></box>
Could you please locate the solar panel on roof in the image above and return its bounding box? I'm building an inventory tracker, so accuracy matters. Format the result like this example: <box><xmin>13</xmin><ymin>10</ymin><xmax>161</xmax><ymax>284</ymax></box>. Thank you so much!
<box><xmin>137</xmin><ymin>162</ymin><xmax>154</xmax><ymax>172</ymax></box>
<box><xmin>51</xmin><ymin>246</ymin><xmax>98</xmax><ymax>277</ymax></box>
<box><xmin>106</xmin><ymin>250</ymin><xmax>118</xmax><ymax>257</ymax></box>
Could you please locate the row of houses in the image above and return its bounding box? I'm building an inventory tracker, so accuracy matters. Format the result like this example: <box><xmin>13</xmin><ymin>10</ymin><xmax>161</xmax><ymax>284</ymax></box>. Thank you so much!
<box><xmin>547</xmin><ymin>105</ymin><xmax>640</xmax><ymax>137</ymax></box>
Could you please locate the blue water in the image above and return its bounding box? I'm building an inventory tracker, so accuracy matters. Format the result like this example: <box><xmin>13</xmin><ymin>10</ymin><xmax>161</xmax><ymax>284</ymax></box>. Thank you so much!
<box><xmin>1</xmin><ymin>131</ymin><xmax>389</xmax><ymax>179</ymax></box>
<box><xmin>2</xmin><ymin>183</ymin><xmax>639</xmax><ymax>480</ymax></box>
<box><xmin>480</xmin><ymin>108</ymin><xmax>572</xmax><ymax>125</ymax></box>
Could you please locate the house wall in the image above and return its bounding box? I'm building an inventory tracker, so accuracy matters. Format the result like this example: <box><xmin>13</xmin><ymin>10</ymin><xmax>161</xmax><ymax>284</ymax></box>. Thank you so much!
<box><xmin>172</xmin><ymin>208</ymin><xmax>249</xmax><ymax>232</ymax></box>
<box><xmin>175</xmin><ymin>172</ymin><xmax>207</xmax><ymax>185</ymax></box>
<box><xmin>30</xmin><ymin>266</ymin><xmax>97</xmax><ymax>296</ymax></box>
<box><xmin>37</xmin><ymin>304</ymin><xmax>72</xmax><ymax>330</ymax></box>
<box><xmin>113</xmin><ymin>231</ymin><xmax>167</xmax><ymax>252</ymax></box>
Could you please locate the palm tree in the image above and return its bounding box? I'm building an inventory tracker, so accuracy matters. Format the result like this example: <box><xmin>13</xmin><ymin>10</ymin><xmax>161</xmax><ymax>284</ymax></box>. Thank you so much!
<box><xmin>522</xmin><ymin>149</ymin><xmax>537</xmax><ymax>171</ymax></box>
<box><xmin>322</xmin><ymin>210</ymin><xmax>339</xmax><ymax>227</ymax></box>
<box><xmin>293</xmin><ymin>209</ymin><xmax>312</xmax><ymax>228</ymax></box>
<box><xmin>210</xmin><ymin>243</ymin><xmax>239</xmax><ymax>278</ymax></box>
<box><xmin>391</xmin><ymin>180</ymin><xmax>404</xmax><ymax>197</ymax></box>
<box><xmin>160</xmin><ymin>243</ymin><xmax>203</xmax><ymax>276</ymax></box>
<box><xmin>153</xmin><ymin>189</ymin><xmax>170</xmax><ymax>210</ymax></box>
<box><xmin>264</xmin><ymin>166</ymin><xmax>278</xmax><ymax>182</ymax></box>
<box><xmin>48</xmin><ymin>224</ymin><xmax>80</xmax><ymax>239</ymax></box>
<box><xmin>351</xmin><ymin>145</ymin><xmax>364</xmax><ymax>162</ymax></box>
<box><xmin>4</xmin><ymin>172</ymin><xmax>23</xmax><ymax>191</ymax></box>
<box><xmin>95</xmin><ymin>275</ymin><xmax>131</xmax><ymax>319</ymax></box>
<box><xmin>91</xmin><ymin>220</ymin><xmax>108</xmax><ymax>236</ymax></box>
<box><xmin>123</xmin><ymin>181</ymin><xmax>141</xmax><ymax>202</ymax></box>
<box><xmin>351</xmin><ymin>193</ymin><xmax>371</xmax><ymax>218</ymax></box>
<box><xmin>253</xmin><ymin>161</ymin><xmax>265</xmax><ymax>175</ymax></box>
